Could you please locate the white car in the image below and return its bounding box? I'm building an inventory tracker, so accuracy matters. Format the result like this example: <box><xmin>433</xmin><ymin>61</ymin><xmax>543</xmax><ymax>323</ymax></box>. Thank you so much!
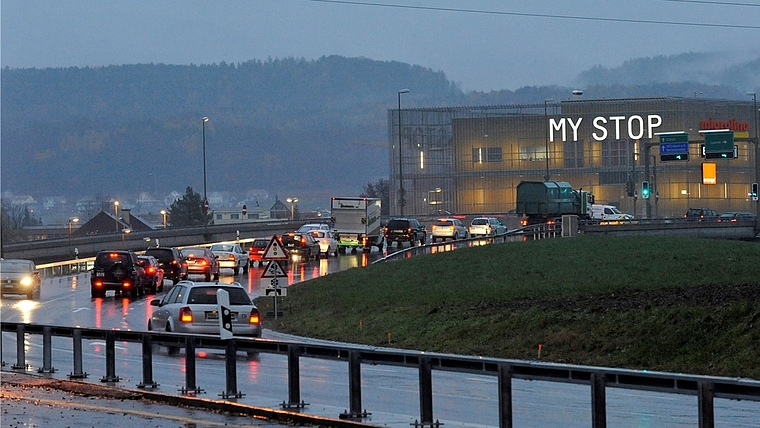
<box><xmin>209</xmin><ymin>243</ymin><xmax>248</xmax><ymax>275</ymax></box>
<box><xmin>431</xmin><ymin>218</ymin><xmax>469</xmax><ymax>243</ymax></box>
<box><xmin>310</xmin><ymin>230</ymin><xmax>339</xmax><ymax>256</ymax></box>
<box><xmin>469</xmin><ymin>217</ymin><xmax>507</xmax><ymax>238</ymax></box>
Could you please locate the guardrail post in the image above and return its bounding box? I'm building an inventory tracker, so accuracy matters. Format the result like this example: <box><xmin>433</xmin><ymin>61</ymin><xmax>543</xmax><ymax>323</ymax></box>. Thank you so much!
<box><xmin>136</xmin><ymin>334</ymin><xmax>158</xmax><ymax>388</ymax></box>
<box><xmin>340</xmin><ymin>350</ymin><xmax>370</xmax><ymax>419</ymax></box>
<box><xmin>37</xmin><ymin>326</ymin><xmax>56</xmax><ymax>373</ymax></box>
<box><xmin>418</xmin><ymin>355</ymin><xmax>434</xmax><ymax>426</ymax></box>
<box><xmin>1</xmin><ymin>328</ymin><xmax>5</xmax><ymax>367</ymax></box>
<box><xmin>220</xmin><ymin>340</ymin><xmax>243</xmax><ymax>399</ymax></box>
<box><xmin>12</xmin><ymin>324</ymin><xmax>28</xmax><ymax>370</ymax></box>
<box><xmin>100</xmin><ymin>330</ymin><xmax>120</xmax><ymax>382</ymax></box>
<box><xmin>282</xmin><ymin>344</ymin><xmax>307</xmax><ymax>408</ymax></box>
<box><xmin>698</xmin><ymin>381</ymin><xmax>715</xmax><ymax>428</ymax></box>
<box><xmin>591</xmin><ymin>372</ymin><xmax>607</xmax><ymax>428</ymax></box>
<box><xmin>68</xmin><ymin>329</ymin><xmax>87</xmax><ymax>378</ymax></box>
<box><xmin>498</xmin><ymin>363</ymin><xmax>513</xmax><ymax>428</ymax></box>
<box><xmin>181</xmin><ymin>336</ymin><xmax>204</xmax><ymax>395</ymax></box>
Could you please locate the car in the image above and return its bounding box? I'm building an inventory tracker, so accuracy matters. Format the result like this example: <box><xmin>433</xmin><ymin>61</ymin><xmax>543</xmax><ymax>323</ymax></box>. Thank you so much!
<box><xmin>144</xmin><ymin>247</ymin><xmax>188</xmax><ymax>285</ymax></box>
<box><xmin>718</xmin><ymin>212</ymin><xmax>757</xmax><ymax>222</ymax></box>
<box><xmin>430</xmin><ymin>218</ymin><xmax>469</xmax><ymax>243</ymax></box>
<box><xmin>138</xmin><ymin>255</ymin><xmax>165</xmax><ymax>294</ymax></box>
<box><xmin>0</xmin><ymin>259</ymin><xmax>41</xmax><ymax>299</ymax></box>
<box><xmin>310</xmin><ymin>230</ymin><xmax>339</xmax><ymax>256</ymax></box>
<box><xmin>147</xmin><ymin>281</ymin><xmax>261</xmax><ymax>357</ymax></box>
<box><xmin>296</xmin><ymin>223</ymin><xmax>331</xmax><ymax>233</ymax></box>
<box><xmin>90</xmin><ymin>250</ymin><xmax>147</xmax><ymax>298</ymax></box>
<box><xmin>209</xmin><ymin>243</ymin><xmax>249</xmax><ymax>275</ymax></box>
<box><xmin>684</xmin><ymin>208</ymin><xmax>719</xmax><ymax>221</ymax></box>
<box><xmin>383</xmin><ymin>217</ymin><xmax>427</xmax><ymax>247</ymax></box>
<box><xmin>469</xmin><ymin>217</ymin><xmax>507</xmax><ymax>238</ymax></box>
<box><xmin>280</xmin><ymin>232</ymin><xmax>321</xmax><ymax>259</ymax></box>
<box><xmin>248</xmin><ymin>238</ymin><xmax>270</xmax><ymax>266</ymax></box>
<box><xmin>180</xmin><ymin>247</ymin><xmax>220</xmax><ymax>281</ymax></box>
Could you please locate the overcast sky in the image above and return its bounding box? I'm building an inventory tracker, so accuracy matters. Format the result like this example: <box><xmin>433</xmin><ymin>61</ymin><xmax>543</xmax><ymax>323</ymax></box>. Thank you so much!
<box><xmin>2</xmin><ymin>0</ymin><xmax>759</xmax><ymax>91</ymax></box>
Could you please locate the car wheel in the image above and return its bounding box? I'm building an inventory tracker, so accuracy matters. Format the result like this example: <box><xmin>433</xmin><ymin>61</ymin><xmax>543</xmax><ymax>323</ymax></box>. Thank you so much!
<box><xmin>165</xmin><ymin>323</ymin><xmax>179</xmax><ymax>355</ymax></box>
<box><xmin>150</xmin><ymin>279</ymin><xmax>157</xmax><ymax>294</ymax></box>
<box><xmin>205</xmin><ymin>270</ymin><xmax>211</xmax><ymax>281</ymax></box>
<box><xmin>243</xmin><ymin>263</ymin><xmax>249</xmax><ymax>274</ymax></box>
<box><xmin>453</xmin><ymin>232</ymin><xmax>459</xmax><ymax>241</ymax></box>
<box><xmin>213</xmin><ymin>271</ymin><xmax>220</xmax><ymax>281</ymax></box>
<box><xmin>234</xmin><ymin>266</ymin><xmax>240</xmax><ymax>276</ymax></box>
<box><xmin>130</xmin><ymin>285</ymin><xmax>139</xmax><ymax>299</ymax></box>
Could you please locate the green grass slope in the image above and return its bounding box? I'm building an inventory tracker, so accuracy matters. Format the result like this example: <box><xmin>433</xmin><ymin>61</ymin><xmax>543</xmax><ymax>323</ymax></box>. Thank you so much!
<box><xmin>257</xmin><ymin>236</ymin><xmax>760</xmax><ymax>379</ymax></box>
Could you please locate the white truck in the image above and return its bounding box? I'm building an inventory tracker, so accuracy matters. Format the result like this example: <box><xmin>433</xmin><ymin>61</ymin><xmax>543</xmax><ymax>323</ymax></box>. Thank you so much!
<box><xmin>330</xmin><ymin>197</ymin><xmax>383</xmax><ymax>253</ymax></box>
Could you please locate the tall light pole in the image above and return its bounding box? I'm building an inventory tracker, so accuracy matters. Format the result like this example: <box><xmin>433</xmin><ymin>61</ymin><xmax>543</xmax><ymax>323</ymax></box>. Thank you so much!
<box><xmin>68</xmin><ymin>217</ymin><xmax>79</xmax><ymax>255</ymax></box>
<box><xmin>544</xmin><ymin>98</ymin><xmax>554</xmax><ymax>182</ymax></box>
<box><xmin>202</xmin><ymin>117</ymin><xmax>209</xmax><ymax>212</ymax></box>
<box><xmin>113</xmin><ymin>200</ymin><xmax>119</xmax><ymax>233</ymax></box>
<box><xmin>286</xmin><ymin>197</ymin><xmax>298</xmax><ymax>220</ymax></box>
<box><xmin>747</xmin><ymin>92</ymin><xmax>758</xmax><ymax>216</ymax></box>
<box><xmin>160</xmin><ymin>210</ymin><xmax>167</xmax><ymax>228</ymax></box>
<box><xmin>398</xmin><ymin>89</ymin><xmax>410</xmax><ymax>216</ymax></box>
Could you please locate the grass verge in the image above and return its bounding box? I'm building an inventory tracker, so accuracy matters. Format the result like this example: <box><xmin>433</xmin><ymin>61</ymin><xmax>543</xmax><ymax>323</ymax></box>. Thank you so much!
<box><xmin>255</xmin><ymin>236</ymin><xmax>760</xmax><ymax>379</ymax></box>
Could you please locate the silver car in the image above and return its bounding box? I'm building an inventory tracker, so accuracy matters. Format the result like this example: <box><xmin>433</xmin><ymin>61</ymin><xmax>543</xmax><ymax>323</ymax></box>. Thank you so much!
<box><xmin>148</xmin><ymin>281</ymin><xmax>261</xmax><ymax>354</ymax></box>
<box><xmin>431</xmin><ymin>218</ymin><xmax>469</xmax><ymax>243</ymax></box>
<box><xmin>209</xmin><ymin>242</ymin><xmax>249</xmax><ymax>275</ymax></box>
<box><xmin>469</xmin><ymin>217</ymin><xmax>507</xmax><ymax>238</ymax></box>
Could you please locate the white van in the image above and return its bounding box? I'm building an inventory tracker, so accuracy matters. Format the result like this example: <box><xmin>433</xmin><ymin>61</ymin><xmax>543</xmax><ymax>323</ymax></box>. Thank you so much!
<box><xmin>591</xmin><ymin>204</ymin><xmax>634</xmax><ymax>221</ymax></box>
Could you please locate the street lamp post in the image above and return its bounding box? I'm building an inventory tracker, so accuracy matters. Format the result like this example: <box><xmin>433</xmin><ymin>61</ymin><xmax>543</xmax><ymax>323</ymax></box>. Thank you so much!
<box><xmin>747</xmin><ymin>92</ymin><xmax>758</xmax><ymax>216</ymax></box>
<box><xmin>202</xmin><ymin>117</ymin><xmax>209</xmax><ymax>214</ymax></box>
<box><xmin>544</xmin><ymin>98</ymin><xmax>554</xmax><ymax>181</ymax></box>
<box><xmin>68</xmin><ymin>217</ymin><xmax>79</xmax><ymax>255</ymax></box>
<box><xmin>160</xmin><ymin>210</ymin><xmax>167</xmax><ymax>229</ymax></box>
<box><xmin>286</xmin><ymin>198</ymin><xmax>298</xmax><ymax>220</ymax></box>
<box><xmin>113</xmin><ymin>200</ymin><xmax>120</xmax><ymax>233</ymax></box>
<box><xmin>398</xmin><ymin>89</ymin><xmax>410</xmax><ymax>215</ymax></box>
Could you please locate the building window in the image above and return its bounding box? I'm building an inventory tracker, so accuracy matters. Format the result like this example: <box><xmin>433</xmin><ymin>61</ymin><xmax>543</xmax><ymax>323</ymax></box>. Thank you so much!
<box><xmin>231</xmin><ymin>213</ymin><xmax>239</xmax><ymax>219</ymax></box>
<box><xmin>602</xmin><ymin>140</ymin><xmax>630</xmax><ymax>167</ymax></box>
<box><xmin>216</xmin><ymin>214</ymin><xmax>222</xmax><ymax>220</ymax></box>
<box><xmin>472</xmin><ymin>147</ymin><xmax>502</xmax><ymax>164</ymax></box>
<box><xmin>563</xmin><ymin>140</ymin><xmax>585</xmax><ymax>168</ymax></box>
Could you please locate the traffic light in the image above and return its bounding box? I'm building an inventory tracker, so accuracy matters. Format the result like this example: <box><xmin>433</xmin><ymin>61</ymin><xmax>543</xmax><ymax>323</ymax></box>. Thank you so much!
<box><xmin>752</xmin><ymin>183</ymin><xmax>759</xmax><ymax>201</ymax></box>
<box><xmin>625</xmin><ymin>180</ymin><xmax>634</xmax><ymax>197</ymax></box>
<box><xmin>642</xmin><ymin>181</ymin><xmax>650</xmax><ymax>199</ymax></box>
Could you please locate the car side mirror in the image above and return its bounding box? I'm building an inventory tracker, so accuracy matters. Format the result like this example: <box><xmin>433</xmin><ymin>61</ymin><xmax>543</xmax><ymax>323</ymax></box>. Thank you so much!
<box><xmin>150</xmin><ymin>299</ymin><xmax>161</xmax><ymax>307</ymax></box>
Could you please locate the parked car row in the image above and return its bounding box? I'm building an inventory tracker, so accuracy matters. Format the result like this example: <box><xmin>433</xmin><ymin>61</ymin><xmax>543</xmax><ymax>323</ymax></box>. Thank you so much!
<box><xmin>685</xmin><ymin>207</ymin><xmax>756</xmax><ymax>223</ymax></box>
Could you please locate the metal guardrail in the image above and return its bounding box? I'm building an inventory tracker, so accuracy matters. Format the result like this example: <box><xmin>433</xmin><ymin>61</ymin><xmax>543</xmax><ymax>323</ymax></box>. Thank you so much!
<box><xmin>2</xmin><ymin>322</ymin><xmax>759</xmax><ymax>428</ymax></box>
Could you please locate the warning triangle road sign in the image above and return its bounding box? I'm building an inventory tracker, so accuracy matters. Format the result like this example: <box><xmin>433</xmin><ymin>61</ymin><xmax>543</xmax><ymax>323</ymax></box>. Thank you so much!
<box><xmin>262</xmin><ymin>235</ymin><xmax>289</xmax><ymax>260</ymax></box>
<box><xmin>261</xmin><ymin>260</ymin><xmax>286</xmax><ymax>278</ymax></box>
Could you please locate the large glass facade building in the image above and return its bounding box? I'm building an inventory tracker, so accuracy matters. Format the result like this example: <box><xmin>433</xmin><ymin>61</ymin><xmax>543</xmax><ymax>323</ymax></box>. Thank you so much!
<box><xmin>388</xmin><ymin>97</ymin><xmax>758</xmax><ymax>218</ymax></box>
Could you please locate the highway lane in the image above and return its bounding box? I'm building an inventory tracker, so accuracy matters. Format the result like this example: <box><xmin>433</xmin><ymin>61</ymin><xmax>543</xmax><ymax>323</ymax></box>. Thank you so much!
<box><xmin>3</xmin><ymin>244</ymin><xmax>760</xmax><ymax>427</ymax></box>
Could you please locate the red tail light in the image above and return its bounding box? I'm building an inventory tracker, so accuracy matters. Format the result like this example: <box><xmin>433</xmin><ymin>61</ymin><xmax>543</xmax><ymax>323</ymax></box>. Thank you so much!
<box><xmin>94</xmin><ymin>280</ymin><xmax>104</xmax><ymax>287</ymax></box>
<box><xmin>520</xmin><ymin>219</ymin><xmax>528</xmax><ymax>226</ymax></box>
<box><xmin>227</xmin><ymin>255</ymin><xmax>235</xmax><ymax>261</ymax></box>
<box><xmin>122</xmin><ymin>280</ymin><xmax>131</xmax><ymax>288</ymax></box>
<box><xmin>249</xmin><ymin>309</ymin><xmax>261</xmax><ymax>325</ymax></box>
<box><xmin>179</xmin><ymin>307</ymin><xmax>193</xmax><ymax>323</ymax></box>
<box><xmin>171</xmin><ymin>260</ymin><xmax>178</xmax><ymax>265</ymax></box>
<box><xmin>198</xmin><ymin>259</ymin><xmax>208</xmax><ymax>266</ymax></box>
<box><xmin>147</xmin><ymin>267</ymin><xmax>155</xmax><ymax>274</ymax></box>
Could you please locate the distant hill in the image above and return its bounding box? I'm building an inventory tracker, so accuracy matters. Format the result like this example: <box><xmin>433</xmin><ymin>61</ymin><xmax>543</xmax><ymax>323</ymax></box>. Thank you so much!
<box><xmin>1</xmin><ymin>54</ymin><xmax>758</xmax><ymax>209</ymax></box>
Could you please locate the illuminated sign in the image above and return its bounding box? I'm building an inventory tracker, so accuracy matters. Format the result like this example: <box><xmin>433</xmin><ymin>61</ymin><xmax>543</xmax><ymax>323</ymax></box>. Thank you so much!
<box><xmin>550</xmin><ymin>115</ymin><xmax>663</xmax><ymax>142</ymax></box>
<box><xmin>702</xmin><ymin>162</ymin><xmax>717</xmax><ymax>185</ymax></box>
<box><xmin>699</xmin><ymin>118</ymin><xmax>749</xmax><ymax>132</ymax></box>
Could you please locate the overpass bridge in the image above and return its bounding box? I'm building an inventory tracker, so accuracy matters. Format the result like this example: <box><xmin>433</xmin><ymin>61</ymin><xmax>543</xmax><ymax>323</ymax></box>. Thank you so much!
<box><xmin>1</xmin><ymin>219</ymin><xmax>302</xmax><ymax>264</ymax></box>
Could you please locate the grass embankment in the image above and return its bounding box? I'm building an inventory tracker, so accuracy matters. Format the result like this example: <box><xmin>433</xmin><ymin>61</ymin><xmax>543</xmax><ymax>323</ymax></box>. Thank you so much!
<box><xmin>255</xmin><ymin>236</ymin><xmax>760</xmax><ymax>379</ymax></box>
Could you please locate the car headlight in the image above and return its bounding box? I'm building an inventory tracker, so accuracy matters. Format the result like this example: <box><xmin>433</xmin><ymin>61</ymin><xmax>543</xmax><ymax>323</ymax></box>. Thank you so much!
<box><xmin>20</xmin><ymin>276</ymin><xmax>33</xmax><ymax>286</ymax></box>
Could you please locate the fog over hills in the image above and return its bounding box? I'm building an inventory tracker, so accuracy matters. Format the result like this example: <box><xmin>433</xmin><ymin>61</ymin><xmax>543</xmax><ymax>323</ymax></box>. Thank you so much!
<box><xmin>1</xmin><ymin>52</ymin><xmax>758</xmax><ymax>213</ymax></box>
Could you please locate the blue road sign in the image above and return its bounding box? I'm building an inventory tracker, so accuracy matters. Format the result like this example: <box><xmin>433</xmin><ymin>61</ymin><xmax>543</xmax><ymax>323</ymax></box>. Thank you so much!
<box><xmin>660</xmin><ymin>142</ymin><xmax>689</xmax><ymax>155</ymax></box>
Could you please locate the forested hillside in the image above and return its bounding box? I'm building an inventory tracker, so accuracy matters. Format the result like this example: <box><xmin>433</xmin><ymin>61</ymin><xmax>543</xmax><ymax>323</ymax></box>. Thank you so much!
<box><xmin>1</xmin><ymin>54</ymin><xmax>757</xmax><ymax>206</ymax></box>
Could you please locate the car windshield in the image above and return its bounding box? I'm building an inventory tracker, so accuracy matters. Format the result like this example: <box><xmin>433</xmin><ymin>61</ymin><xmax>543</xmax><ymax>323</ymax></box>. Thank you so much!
<box><xmin>95</xmin><ymin>252</ymin><xmax>130</xmax><ymax>267</ymax></box>
<box><xmin>387</xmin><ymin>220</ymin><xmax>408</xmax><ymax>229</ymax></box>
<box><xmin>297</xmin><ymin>224</ymin><xmax>324</xmax><ymax>232</ymax></box>
<box><xmin>253</xmin><ymin>240</ymin><xmax>268</xmax><ymax>248</ymax></box>
<box><xmin>187</xmin><ymin>286</ymin><xmax>252</xmax><ymax>305</ymax></box>
<box><xmin>0</xmin><ymin>260</ymin><xmax>33</xmax><ymax>273</ymax></box>
<box><xmin>434</xmin><ymin>220</ymin><xmax>453</xmax><ymax>226</ymax></box>
<box><xmin>210</xmin><ymin>244</ymin><xmax>234</xmax><ymax>252</ymax></box>
<box><xmin>609</xmin><ymin>207</ymin><xmax>623</xmax><ymax>214</ymax></box>
<box><xmin>145</xmin><ymin>249</ymin><xmax>173</xmax><ymax>260</ymax></box>
<box><xmin>471</xmin><ymin>218</ymin><xmax>488</xmax><ymax>225</ymax></box>
<box><xmin>182</xmin><ymin>249</ymin><xmax>207</xmax><ymax>258</ymax></box>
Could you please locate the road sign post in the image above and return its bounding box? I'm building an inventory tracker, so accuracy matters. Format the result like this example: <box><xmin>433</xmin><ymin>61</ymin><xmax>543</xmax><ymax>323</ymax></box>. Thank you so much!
<box><xmin>658</xmin><ymin>132</ymin><xmax>690</xmax><ymax>162</ymax></box>
<box><xmin>260</xmin><ymin>258</ymin><xmax>286</xmax><ymax>319</ymax></box>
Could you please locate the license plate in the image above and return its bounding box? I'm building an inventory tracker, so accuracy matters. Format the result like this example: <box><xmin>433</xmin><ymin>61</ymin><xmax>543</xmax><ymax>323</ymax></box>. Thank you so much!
<box><xmin>96</xmin><ymin>272</ymin><xmax>105</xmax><ymax>277</ymax></box>
<box><xmin>3</xmin><ymin>284</ymin><xmax>15</xmax><ymax>288</ymax></box>
<box><xmin>206</xmin><ymin>311</ymin><xmax>218</xmax><ymax>320</ymax></box>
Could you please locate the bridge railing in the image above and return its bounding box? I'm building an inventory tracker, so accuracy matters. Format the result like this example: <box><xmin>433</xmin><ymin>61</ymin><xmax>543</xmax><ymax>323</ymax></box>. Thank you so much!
<box><xmin>2</xmin><ymin>321</ymin><xmax>758</xmax><ymax>427</ymax></box>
